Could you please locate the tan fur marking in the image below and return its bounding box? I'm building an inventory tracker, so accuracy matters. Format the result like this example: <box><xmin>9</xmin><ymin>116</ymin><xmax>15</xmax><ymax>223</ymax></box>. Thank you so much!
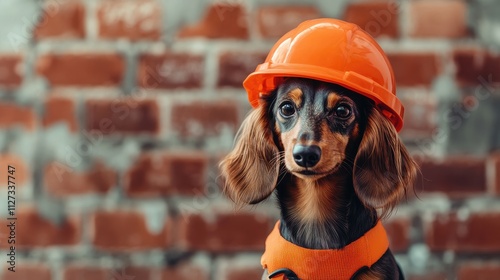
<box><xmin>293</xmin><ymin>178</ymin><xmax>336</xmax><ymax>223</ymax></box>
<box><xmin>288</xmin><ymin>88</ymin><xmax>303</xmax><ymax>108</ymax></box>
<box><xmin>327</xmin><ymin>93</ymin><xmax>341</xmax><ymax>109</ymax></box>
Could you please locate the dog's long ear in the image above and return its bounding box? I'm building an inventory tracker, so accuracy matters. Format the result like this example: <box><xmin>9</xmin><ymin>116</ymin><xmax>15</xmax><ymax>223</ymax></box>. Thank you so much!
<box><xmin>219</xmin><ymin>103</ymin><xmax>279</xmax><ymax>205</ymax></box>
<box><xmin>353</xmin><ymin>108</ymin><xmax>417</xmax><ymax>215</ymax></box>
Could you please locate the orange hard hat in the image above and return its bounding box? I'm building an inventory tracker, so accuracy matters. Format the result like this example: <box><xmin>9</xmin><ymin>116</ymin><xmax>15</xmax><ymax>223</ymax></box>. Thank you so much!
<box><xmin>243</xmin><ymin>18</ymin><xmax>404</xmax><ymax>131</ymax></box>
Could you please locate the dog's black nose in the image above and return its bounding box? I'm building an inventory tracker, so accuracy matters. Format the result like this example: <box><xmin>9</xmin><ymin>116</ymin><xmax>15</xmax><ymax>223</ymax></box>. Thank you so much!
<box><xmin>293</xmin><ymin>145</ymin><xmax>321</xmax><ymax>167</ymax></box>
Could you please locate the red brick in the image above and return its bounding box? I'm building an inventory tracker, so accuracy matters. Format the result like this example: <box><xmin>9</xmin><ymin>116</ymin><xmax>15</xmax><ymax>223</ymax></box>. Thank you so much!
<box><xmin>343</xmin><ymin>1</ymin><xmax>400</xmax><ymax>38</ymax></box>
<box><xmin>34</xmin><ymin>1</ymin><xmax>85</xmax><ymax>39</ymax></box>
<box><xmin>409</xmin><ymin>272</ymin><xmax>448</xmax><ymax>280</ymax></box>
<box><xmin>97</xmin><ymin>0</ymin><xmax>161</xmax><ymax>40</ymax></box>
<box><xmin>124</xmin><ymin>152</ymin><xmax>208</xmax><ymax>197</ymax></box>
<box><xmin>63</xmin><ymin>266</ymin><xmax>148</xmax><ymax>280</ymax></box>
<box><xmin>171</xmin><ymin>101</ymin><xmax>239</xmax><ymax>138</ymax></box>
<box><xmin>91</xmin><ymin>210</ymin><xmax>169</xmax><ymax>251</ymax></box>
<box><xmin>215</xmin><ymin>256</ymin><xmax>263</xmax><ymax>280</ymax></box>
<box><xmin>122</xmin><ymin>267</ymin><xmax>153</xmax><ymax>280</ymax></box>
<box><xmin>217</xmin><ymin>51</ymin><xmax>267</xmax><ymax>88</ymax></box>
<box><xmin>0</xmin><ymin>153</ymin><xmax>30</xmax><ymax>188</ymax></box>
<box><xmin>170</xmin><ymin>153</ymin><xmax>208</xmax><ymax>195</ymax></box>
<box><xmin>137</xmin><ymin>53</ymin><xmax>204</xmax><ymax>89</ymax></box>
<box><xmin>178</xmin><ymin>211</ymin><xmax>273</xmax><ymax>252</ymax></box>
<box><xmin>425</xmin><ymin>211</ymin><xmax>500</xmax><ymax>252</ymax></box>
<box><xmin>63</xmin><ymin>266</ymin><xmax>109</xmax><ymax>280</ymax></box>
<box><xmin>453</xmin><ymin>49</ymin><xmax>500</xmax><ymax>86</ymax></box>
<box><xmin>177</xmin><ymin>3</ymin><xmax>248</xmax><ymax>39</ymax></box>
<box><xmin>458</xmin><ymin>261</ymin><xmax>500</xmax><ymax>280</ymax></box>
<box><xmin>387</xmin><ymin>53</ymin><xmax>441</xmax><ymax>87</ymax></box>
<box><xmin>2</xmin><ymin>264</ymin><xmax>51</xmax><ymax>280</ymax></box>
<box><xmin>384</xmin><ymin>217</ymin><xmax>411</xmax><ymax>253</ymax></box>
<box><xmin>85</xmin><ymin>98</ymin><xmax>159</xmax><ymax>134</ymax></box>
<box><xmin>44</xmin><ymin>161</ymin><xmax>116</xmax><ymax>196</ymax></box>
<box><xmin>0</xmin><ymin>103</ymin><xmax>36</xmax><ymax>131</ymax></box>
<box><xmin>400</xmin><ymin>92</ymin><xmax>437</xmax><ymax>138</ymax></box>
<box><xmin>161</xmin><ymin>262</ymin><xmax>210</xmax><ymax>280</ymax></box>
<box><xmin>487</xmin><ymin>153</ymin><xmax>500</xmax><ymax>195</ymax></box>
<box><xmin>257</xmin><ymin>6</ymin><xmax>321</xmax><ymax>39</ymax></box>
<box><xmin>43</xmin><ymin>96</ymin><xmax>78</xmax><ymax>131</ymax></box>
<box><xmin>410</xmin><ymin>0</ymin><xmax>469</xmax><ymax>38</ymax></box>
<box><xmin>416</xmin><ymin>157</ymin><xmax>486</xmax><ymax>196</ymax></box>
<box><xmin>36</xmin><ymin>53</ymin><xmax>125</xmax><ymax>86</ymax></box>
<box><xmin>0</xmin><ymin>208</ymin><xmax>81</xmax><ymax>248</ymax></box>
<box><xmin>0</xmin><ymin>55</ymin><xmax>23</xmax><ymax>87</ymax></box>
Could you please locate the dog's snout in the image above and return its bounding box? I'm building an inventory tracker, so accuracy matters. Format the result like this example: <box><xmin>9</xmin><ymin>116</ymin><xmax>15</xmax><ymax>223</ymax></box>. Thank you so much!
<box><xmin>293</xmin><ymin>145</ymin><xmax>321</xmax><ymax>167</ymax></box>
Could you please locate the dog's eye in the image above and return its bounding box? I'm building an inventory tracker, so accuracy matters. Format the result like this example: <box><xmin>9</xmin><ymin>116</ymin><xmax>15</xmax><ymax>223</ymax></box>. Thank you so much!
<box><xmin>335</xmin><ymin>105</ymin><xmax>352</xmax><ymax>119</ymax></box>
<box><xmin>279</xmin><ymin>103</ymin><xmax>296</xmax><ymax>118</ymax></box>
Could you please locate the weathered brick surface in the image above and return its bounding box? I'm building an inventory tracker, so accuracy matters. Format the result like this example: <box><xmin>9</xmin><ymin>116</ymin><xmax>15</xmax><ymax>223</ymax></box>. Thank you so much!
<box><xmin>36</xmin><ymin>53</ymin><xmax>125</xmax><ymax>86</ymax></box>
<box><xmin>124</xmin><ymin>152</ymin><xmax>208</xmax><ymax>197</ymax></box>
<box><xmin>161</xmin><ymin>262</ymin><xmax>210</xmax><ymax>280</ymax></box>
<box><xmin>91</xmin><ymin>210</ymin><xmax>170</xmax><ymax>251</ymax></box>
<box><xmin>63</xmin><ymin>266</ymin><xmax>110</xmax><ymax>280</ymax></box>
<box><xmin>34</xmin><ymin>1</ymin><xmax>85</xmax><ymax>39</ymax></box>
<box><xmin>171</xmin><ymin>100</ymin><xmax>239</xmax><ymax>138</ymax></box>
<box><xmin>85</xmin><ymin>98</ymin><xmax>160</xmax><ymax>134</ymax></box>
<box><xmin>97</xmin><ymin>0</ymin><xmax>161</xmax><ymax>40</ymax></box>
<box><xmin>487</xmin><ymin>153</ymin><xmax>500</xmax><ymax>195</ymax></box>
<box><xmin>44</xmin><ymin>161</ymin><xmax>116</xmax><ymax>196</ymax></box>
<box><xmin>410</xmin><ymin>0</ymin><xmax>469</xmax><ymax>38</ymax></box>
<box><xmin>178</xmin><ymin>3</ymin><xmax>249</xmax><ymax>39</ymax></box>
<box><xmin>387</xmin><ymin>53</ymin><xmax>441</xmax><ymax>87</ymax></box>
<box><xmin>408</xmin><ymin>272</ymin><xmax>448</xmax><ymax>280</ymax></box>
<box><xmin>215</xmin><ymin>256</ymin><xmax>264</xmax><ymax>280</ymax></box>
<box><xmin>0</xmin><ymin>208</ymin><xmax>81</xmax><ymax>248</ymax></box>
<box><xmin>399</xmin><ymin>91</ymin><xmax>437</xmax><ymax>138</ymax></box>
<box><xmin>458</xmin><ymin>261</ymin><xmax>500</xmax><ymax>280</ymax></box>
<box><xmin>425</xmin><ymin>211</ymin><xmax>500</xmax><ymax>252</ymax></box>
<box><xmin>0</xmin><ymin>103</ymin><xmax>36</xmax><ymax>131</ymax></box>
<box><xmin>453</xmin><ymin>49</ymin><xmax>500</xmax><ymax>86</ymax></box>
<box><xmin>384</xmin><ymin>217</ymin><xmax>411</xmax><ymax>253</ymax></box>
<box><xmin>416</xmin><ymin>157</ymin><xmax>487</xmax><ymax>196</ymax></box>
<box><xmin>1</xmin><ymin>264</ymin><xmax>52</xmax><ymax>280</ymax></box>
<box><xmin>43</xmin><ymin>95</ymin><xmax>78</xmax><ymax>131</ymax></box>
<box><xmin>0</xmin><ymin>55</ymin><xmax>23</xmax><ymax>87</ymax></box>
<box><xmin>178</xmin><ymin>211</ymin><xmax>273</xmax><ymax>252</ymax></box>
<box><xmin>137</xmin><ymin>53</ymin><xmax>204</xmax><ymax>89</ymax></box>
<box><xmin>257</xmin><ymin>6</ymin><xmax>321</xmax><ymax>39</ymax></box>
<box><xmin>343</xmin><ymin>1</ymin><xmax>400</xmax><ymax>38</ymax></box>
<box><xmin>217</xmin><ymin>51</ymin><xmax>267</xmax><ymax>88</ymax></box>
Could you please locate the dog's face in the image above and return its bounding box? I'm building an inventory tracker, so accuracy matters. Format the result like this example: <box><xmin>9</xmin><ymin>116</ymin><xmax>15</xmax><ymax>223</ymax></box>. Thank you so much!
<box><xmin>272</xmin><ymin>78</ymin><xmax>366</xmax><ymax>180</ymax></box>
<box><xmin>220</xmin><ymin>77</ymin><xmax>416</xmax><ymax>212</ymax></box>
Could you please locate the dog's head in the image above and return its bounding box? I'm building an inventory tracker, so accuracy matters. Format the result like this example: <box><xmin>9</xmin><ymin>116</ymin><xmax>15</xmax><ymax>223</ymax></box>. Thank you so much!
<box><xmin>220</xmin><ymin>78</ymin><xmax>417</xmax><ymax>214</ymax></box>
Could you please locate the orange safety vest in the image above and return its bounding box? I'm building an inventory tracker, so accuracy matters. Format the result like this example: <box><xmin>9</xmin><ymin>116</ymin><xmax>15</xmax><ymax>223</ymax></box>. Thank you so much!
<box><xmin>261</xmin><ymin>220</ymin><xmax>389</xmax><ymax>280</ymax></box>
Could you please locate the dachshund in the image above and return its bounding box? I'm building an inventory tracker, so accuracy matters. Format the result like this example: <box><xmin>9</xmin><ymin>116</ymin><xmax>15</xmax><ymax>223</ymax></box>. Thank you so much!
<box><xmin>220</xmin><ymin>78</ymin><xmax>418</xmax><ymax>280</ymax></box>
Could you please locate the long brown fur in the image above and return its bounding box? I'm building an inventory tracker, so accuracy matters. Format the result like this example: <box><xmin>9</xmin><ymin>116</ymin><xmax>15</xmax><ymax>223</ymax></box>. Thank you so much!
<box><xmin>219</xmin><ymin>104</ymin><xmax>280</xmax><ymax>205</ymax></box>
<box><xmin>353</xmin><ymin>109</ymin><xmax>417</xmax><ymax>217</ymax></box>
<box><xmin>220</xmin><ymin>78</ymin><xmax>418</xmax><ymax>279</ymax></box>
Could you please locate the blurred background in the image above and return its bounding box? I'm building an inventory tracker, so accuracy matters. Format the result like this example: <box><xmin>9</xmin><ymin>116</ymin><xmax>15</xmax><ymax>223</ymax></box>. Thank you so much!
<box><xmin>0</xmin><ymin>0</ymin><xmax>499</xmax><ymax>279</ymax></box>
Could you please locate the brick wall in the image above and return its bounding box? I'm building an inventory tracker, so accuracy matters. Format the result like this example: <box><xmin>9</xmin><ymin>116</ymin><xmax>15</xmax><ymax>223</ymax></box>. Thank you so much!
<box><xmin>0</xmin><ymin>0</ymin><xmax>499</xmax><ymax>279</ymax></box>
